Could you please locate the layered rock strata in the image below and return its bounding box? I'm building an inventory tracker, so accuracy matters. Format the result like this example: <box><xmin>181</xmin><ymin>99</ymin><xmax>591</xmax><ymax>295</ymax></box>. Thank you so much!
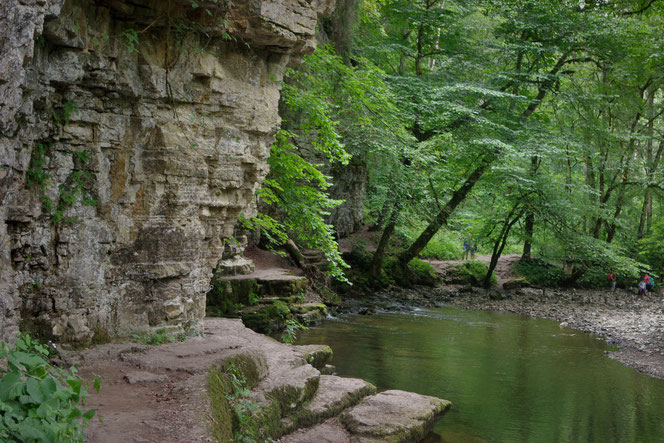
<box><xmin>0</xmin><ymin>0</ymin><xmax>333</xmax><ymax>343</ymax></box>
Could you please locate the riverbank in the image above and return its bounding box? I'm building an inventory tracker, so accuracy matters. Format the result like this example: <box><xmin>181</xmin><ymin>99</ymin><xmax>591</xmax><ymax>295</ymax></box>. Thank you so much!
<box><xmin>339</xmin><ymin>285</ymin><xmax>664</xmax><ymax>380</ymax></box>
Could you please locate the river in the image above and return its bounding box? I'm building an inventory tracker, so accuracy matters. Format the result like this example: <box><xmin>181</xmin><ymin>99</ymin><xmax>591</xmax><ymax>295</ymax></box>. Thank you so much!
<box><xmin>295</xmin><ymin>306</ymin><xmax>664</xmax><ymax>442</ymax></box>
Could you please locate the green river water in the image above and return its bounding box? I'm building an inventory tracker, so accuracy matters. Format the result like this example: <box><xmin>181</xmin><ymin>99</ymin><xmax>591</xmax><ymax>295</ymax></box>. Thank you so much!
<box><xmin>294</xmin><ymin>306</ymin><xmax>664</xmax><ymax>442</ymax></box>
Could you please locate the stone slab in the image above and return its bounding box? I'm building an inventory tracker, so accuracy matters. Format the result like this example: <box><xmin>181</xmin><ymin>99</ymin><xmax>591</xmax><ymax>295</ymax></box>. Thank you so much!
<box><xmin>340</xmin><ymin>390</ymin><xmax>452</xmax><ymax>443</ymax></box>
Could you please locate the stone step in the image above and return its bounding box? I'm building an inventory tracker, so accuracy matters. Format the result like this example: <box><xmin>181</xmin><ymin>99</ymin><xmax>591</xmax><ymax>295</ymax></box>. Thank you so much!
<box><xmin>280</xmin><ymin>389</ymin><xmax>450</xmax><ymax>443</ymax></box>
<box><xmin>257</xmin><ymin>295</ymin><xmax>299</xmax><ymax>304</ymax></box>
<box><xmin>291</xmin><ymin>303</ymin><xmax>328</xmax><ymax>325</ymax></box>
<box><xmin>280</xmin><ymin>375</ymin><xmax>376</xmax><ymax>435</ymax></box>
<box><xmin>216</xmin><ymin>256</ymin><xmax>255</xmax><ymax>276</ymax></box>
<box><xmin>278</xmin><ymin>418</ymin><xmax>351</xmax><ymax>443</ymax></box>
<box><xmin>257</xmin><ymin>275</ymin><xmax>308</xmax><ymax>297</ymax></box>
<box><xmin>340</xmin><ymin>390</ymin><xmax>452</xmax><ymax>442</ymax></box>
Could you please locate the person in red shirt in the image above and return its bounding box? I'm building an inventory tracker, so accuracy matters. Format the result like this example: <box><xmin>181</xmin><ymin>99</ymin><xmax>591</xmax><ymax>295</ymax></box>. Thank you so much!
<box><xmin>607</xmin><ymin>271</ymin><xmax>616</xmax><ymax>294</ymax></box>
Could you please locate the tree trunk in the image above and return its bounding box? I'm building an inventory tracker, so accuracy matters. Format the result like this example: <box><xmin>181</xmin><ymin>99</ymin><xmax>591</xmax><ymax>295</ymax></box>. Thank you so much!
<box><xmin>484</xmin><ymin>207</ymin><xmax>524</xmax><ymax>289</ymax></box>
<box><xmin>284</xmin><ymin>239</ymin><xmax>305</xmax><ymax>269</ymax></box>
<box><xmin>638</xmin><ymin>188</ymin><xmax>652</xmax><ymax>238</ymax></box>
<box><xmin>521</xmin><ymin>212</ymin><xmax>534</xmax><ymax>259</ymax></box>
<box><xmin>370</xmin><ymin>205</ymin><xmax>400</xmax><ymax>279</ymax></box>
<box><xmin>521</xmin><ymin>155</ymin><xmax>539</xmax><ymax>259</ymax></box>
<box><xmin>398</xmin><ymin>161</ymin><xmax>490</xmax><ymax>265</ymax></box>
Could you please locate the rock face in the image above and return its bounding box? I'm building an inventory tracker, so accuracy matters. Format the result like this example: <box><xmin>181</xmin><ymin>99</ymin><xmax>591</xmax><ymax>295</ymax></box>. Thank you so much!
<box><xmin>328</xmin><ymin>155</ymin><xmax>367</xmax><ymax>238</ymax></box>
<box><xmin>0</xmin><ymin>0</ymin><xmax>333</xmax><ymax>343</ymax></box>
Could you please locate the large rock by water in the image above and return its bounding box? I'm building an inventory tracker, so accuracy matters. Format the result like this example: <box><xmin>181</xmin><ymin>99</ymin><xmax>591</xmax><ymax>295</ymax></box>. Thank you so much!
<box><xmin>0</xmin><ymin>0</ymin><xmax>333</xmax><ymax>343</ymax></box>
<box><xmin>71</xmin><ymin>317</ymin><xmax>451</xmax><ymax>442</ymax></box>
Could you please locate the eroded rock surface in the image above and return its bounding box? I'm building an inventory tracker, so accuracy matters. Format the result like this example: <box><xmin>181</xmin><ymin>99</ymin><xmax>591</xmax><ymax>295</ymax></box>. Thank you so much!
<box><xmin>0</xmin><ymin>0</ymin><xmax>332</xmax><ymax>343</ymax></box>
<box><xmin>72</xmin><ymin>317</ymin><xmax>450</xmax><ymax>443</ymax></box>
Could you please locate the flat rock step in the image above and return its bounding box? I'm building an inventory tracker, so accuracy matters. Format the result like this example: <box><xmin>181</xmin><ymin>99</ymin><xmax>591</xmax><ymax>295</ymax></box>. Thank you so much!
<box><xmin>281</xmin><ymin>390</ymin><xmax>451</xmax><ymax>442</ymax></box>
<box><xmin>281</xmin><ymin>375</ymin><xmax>376</xmax><ymax>435</ymax></box>
<box><xmin>216</xmin><ymin>256</ymin><xmax>255</xmax><ymax>276</ymax></box>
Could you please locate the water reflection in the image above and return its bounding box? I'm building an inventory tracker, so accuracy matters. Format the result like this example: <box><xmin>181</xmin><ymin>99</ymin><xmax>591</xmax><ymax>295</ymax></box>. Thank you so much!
<box><xmin>296</xmin><ymin>306</ymin><xmax>664</xmax><ymax>442</ymax></box>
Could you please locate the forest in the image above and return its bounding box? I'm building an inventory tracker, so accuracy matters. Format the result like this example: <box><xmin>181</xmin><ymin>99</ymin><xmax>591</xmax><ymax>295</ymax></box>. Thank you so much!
<box><xmin>254</xmin><ymin>0</ymin><xmax>664</xmax><ymax>290</ymax></box>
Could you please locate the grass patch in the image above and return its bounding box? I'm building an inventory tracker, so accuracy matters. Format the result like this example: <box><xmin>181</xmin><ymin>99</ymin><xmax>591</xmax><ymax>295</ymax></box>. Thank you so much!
<box><xmin>448</xmin><ymin>260</ymin><xmax>497</xmax><ymax>286</ymax></box>
<box><xmin>131</xmin><ymin>328</ymin><xmax>188</xmax><ymax>345</ymax></box>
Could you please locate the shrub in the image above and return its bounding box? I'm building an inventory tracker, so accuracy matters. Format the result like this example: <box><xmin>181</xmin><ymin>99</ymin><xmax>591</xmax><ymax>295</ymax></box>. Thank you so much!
<box><xmin>407</xmin><ymin>258</ymin><xmax>440</xmax><ymax>286</ymax></box>
<box><xmin>514</xmin><ymin>258</ymin><xmax>565</xmax><ymax>287</ymax></box>
<box><xmin>578</xmin><ymin>266</ymin><xmax>610</xmax><ymax>289</ymax></box>
<box><xmin>419</xmin><ymin>232</ymin><xmax>464</xmax><ymax>260</ymax></box>
<box><xmin>0</xmin><ymin>334</ymin><xmax>99</xmax><ymax>442</ymax></box>
<box><xmin>448</xmin><ymin>260</ymin><xmax>497</xmax><ymax>286</ymax></box>
<box><xmin>397</xmin><ymin>226</ymin><xmax>463</xmax><ymax>260</ymax></box>
<box><xmin>383</xmin><ymin>257</ymin><xmax>440</xmax><ymax>287</ymax></box>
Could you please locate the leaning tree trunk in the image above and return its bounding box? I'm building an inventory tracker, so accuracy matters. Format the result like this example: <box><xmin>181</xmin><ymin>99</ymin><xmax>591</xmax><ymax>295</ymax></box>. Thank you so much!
<box><xmin>398</xmin><ymin>162</ymin><xmax>490</xmax><ymax>265</ymax></box>
<box><xmin>370</xmin><ymin>205</ymin><xmax>400</xmax><ymax>279</ymax></box>
<box><xmin>484</xmin><ymin>208</ymin><xmax>524</xmax><ymax>289</ymax></box>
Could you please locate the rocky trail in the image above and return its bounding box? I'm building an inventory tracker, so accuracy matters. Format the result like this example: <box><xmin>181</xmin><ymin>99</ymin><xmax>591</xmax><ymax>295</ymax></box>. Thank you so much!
<box><xmin>72</xmin><ymin>318</ymin><xmax>450</xmax><ymax>443</ymax></box>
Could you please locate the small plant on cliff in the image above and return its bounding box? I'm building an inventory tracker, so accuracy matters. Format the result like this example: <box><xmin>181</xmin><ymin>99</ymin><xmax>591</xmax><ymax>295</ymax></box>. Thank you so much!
<box><xmin>0</xmin><ymin>334</ymin><xmax>100</xmax><ymax>442</ymax></box>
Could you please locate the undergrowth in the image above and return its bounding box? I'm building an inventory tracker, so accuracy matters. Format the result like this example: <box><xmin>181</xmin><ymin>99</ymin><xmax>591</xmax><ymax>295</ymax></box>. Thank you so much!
<box><xmin>449</xmin><ymin>260</ymin><xmax>498</xmax><ymax>287</ymax></box>
<box><xmin>0</xmin><ymin>334</ymin><xmax>100</xmax><ymax>441</ymax></box>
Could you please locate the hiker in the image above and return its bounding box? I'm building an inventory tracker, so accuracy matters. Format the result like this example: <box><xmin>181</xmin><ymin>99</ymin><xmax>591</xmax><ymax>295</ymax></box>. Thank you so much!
<box><xmin>646</xmin><ymin>274</ymin><xmax>655</xmax><ymax>296</ymax></box>
<box><xmin>638</xmin><ymin>277</ymin><xmax>647</xmax><ymax>298</ymax></box>
<box><xmin>607</xmin><ymin>271</ymin><xmax>616</xmax><ymax>294</ymax></box>
<box><xmin>470</xmin><ymin>242</ymin><xmax>478</xmax><ymax>259</ymax></box>
<box><xmin>463</xmin><ymin>238</ymin><xmax>471</xmax><ymax>260</ymax></box>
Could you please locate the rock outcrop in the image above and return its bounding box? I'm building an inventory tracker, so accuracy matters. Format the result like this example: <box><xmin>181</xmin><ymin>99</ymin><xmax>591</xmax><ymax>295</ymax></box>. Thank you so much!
<box><xmin>72</xmin><ymin>317</ymin><xmax>451</xmax><ymax>442</ymax></box>
<box><xmin>0</xmin><ymin>0</ymin><xmax>333</xmax><ymax>343</ymax></box>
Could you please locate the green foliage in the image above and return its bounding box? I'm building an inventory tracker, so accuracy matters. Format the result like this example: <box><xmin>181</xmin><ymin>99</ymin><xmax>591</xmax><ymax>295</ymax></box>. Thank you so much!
<box><xmin>208</xmin><ymin>355</ymin><xmax>265</xmax><ymax>443</ymax></box>
<box><xmin>281</xmin><ymin>319</ymin><xmax>308</xmax><ymax>344</ymax></box>
<box><xmin>400</xmin><ymin>225</ymin><xmax>463</xmax><ymax>260</ymax></box>
<box><xmin>26</xmin><ymin>142</ymin><xmax>95</xmax><ymax>224</ymax></box>
<box><xmin>514</xmin><ymin>259</ymin><xmax>565</xmax><ymax>288</ymax></box>
<box><xmin>52</xmin><ymin>101</ymin><xmax>79</xmax><ymax>126</ymax></box>
<box><xmin>120</xmin><ymin>29</ymin><xmax>139</xmax><ymax>52</ymax></box>
<box><xmin>383</xmin><ymin>256</ymin><xmax>440</xmax><ymax>287</ymax></box>
<box><xmin>638</xmin><ymin>218</ymin><xmax>664</xmax><ymax>276</ymax></box>
<box><xmin>257</xmin><ymin>130</ymin><xmax>349</xmax><ymax>282</ymax></box>
<box><xmin>52</xmin><ymin>170</ymin><xmax>95</xmax><ymax>224</ymax></box>
<box><xmin>406</xmin><ymin>258</ymin><xmax>440</xmax><ymax>286</ymax></box>
<box><xmin>450</xmin><ymin>260</ymin><xmax>497</xmax><ymax>287</ymax></box>
<box><xmin>208</xmin><ymin>356</ymin><xmax>259</xmax><ymax>442</ymax></box>
<box><xmin>26</xmin><ymin>142</ymin><xmax>51</xmax><ymax>191</ymax></box>
<box><xmin>0</xmin><ymin>334</ymin><xmax>99</xmax><ymax>442</ymax></box>
<box><xmin>131</xmin><ymin>328</ymin><xmax>187</xmax><ymax>345</ymax></box>
<box><xmin>578</xmin><ymin>266</ymin><xmax>615</xmax><ymax>289</ymax></box>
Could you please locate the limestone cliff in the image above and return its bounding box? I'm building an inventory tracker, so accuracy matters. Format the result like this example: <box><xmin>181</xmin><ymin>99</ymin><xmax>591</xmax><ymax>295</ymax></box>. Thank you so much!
<box><xmin>0</xmin><ymin>0</ymin><xmax>333</xmax><ymax>344</ymax></box>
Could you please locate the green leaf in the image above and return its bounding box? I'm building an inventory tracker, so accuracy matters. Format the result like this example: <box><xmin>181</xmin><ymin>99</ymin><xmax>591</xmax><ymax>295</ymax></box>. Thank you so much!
<box><xmin>0</xmin><ymin>372</ymin><xmax>21</xmax><ymax>401</ymax></box>
<box><xmin>26</xmin><ymin>378</ymin><xmax>44</xmax><ymax>403</ymax></box>
<box><xmin>66</xmin><ymin>378</ymin><xmax>82</xmax><ymax>395</ymax></box>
